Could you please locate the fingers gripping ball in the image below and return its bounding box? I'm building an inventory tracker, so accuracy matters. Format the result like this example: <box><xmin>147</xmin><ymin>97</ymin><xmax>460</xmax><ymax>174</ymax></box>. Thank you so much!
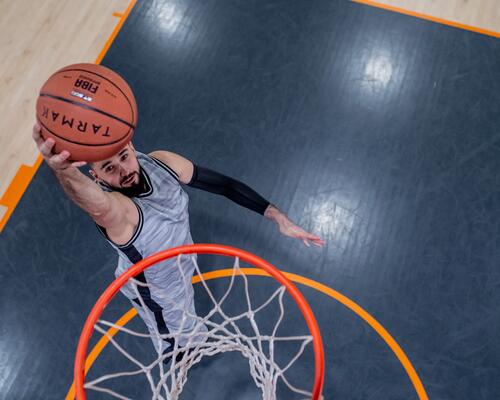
<box><xmin>36</xmin><ymin>63</ymin><xmax>137</xmax><ymax>162</ymax></box>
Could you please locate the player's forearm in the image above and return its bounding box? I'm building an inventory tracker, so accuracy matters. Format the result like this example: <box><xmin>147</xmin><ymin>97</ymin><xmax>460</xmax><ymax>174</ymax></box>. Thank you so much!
<box><xmin>53</xmin><ymin>167</ymin><xmax>110</xmax><ymax>218</ymax></box>
<box><xmin>187</xmin><ymin>165</ymin><xmax>270</xmax><ymax>215</ymax></box>
<box><xmin>185</xmin><ymin>164</ymin><xmax>324</xmax><ymax>246</ymax></box>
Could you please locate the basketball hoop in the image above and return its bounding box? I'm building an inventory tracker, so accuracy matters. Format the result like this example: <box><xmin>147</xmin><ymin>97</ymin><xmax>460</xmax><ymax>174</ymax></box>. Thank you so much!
<box><xmin>74</xmin><ymin>244</ymin><xmax>325</xmax><ymax>399</ymax></box>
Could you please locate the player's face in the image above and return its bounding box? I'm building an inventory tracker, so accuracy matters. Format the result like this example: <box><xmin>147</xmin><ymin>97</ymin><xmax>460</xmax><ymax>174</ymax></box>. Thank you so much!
<box><xmin>92</xmin><ymin>143</ymin><xmax>140</xmax><ymax>189</ymax></box>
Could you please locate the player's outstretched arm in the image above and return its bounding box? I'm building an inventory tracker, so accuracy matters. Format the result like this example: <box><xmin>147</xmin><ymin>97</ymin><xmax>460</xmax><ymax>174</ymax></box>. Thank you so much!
<box><xmin>32</xmin><ymin>123</ymin><xmax>130</xmax><ymax>233</ymax></box>
<box><xmin>264</xmin><ymin>205</ymin><xmax>325</xmax><ymax>247</ymax></box>
<box><xmin>149</xmin><ymin>150</ymin><xmax>324</xmax><ymax>247</ymax></box>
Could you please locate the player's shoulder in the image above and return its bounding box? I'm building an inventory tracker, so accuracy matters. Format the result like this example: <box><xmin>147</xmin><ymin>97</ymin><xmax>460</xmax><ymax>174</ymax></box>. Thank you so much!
<box><xmin>147</xmin><ymin>150</ymin><xmax>175</xmax><ymax>162</ymax></box>
<box><xmin>148</xmin><ymin>149</ymin><xmax>165</xmax><ymax>158</ymax></box>
<box><xmin>147</xmin><ymin>150</ymin><xmax>194</xmax><ymax>184</ymax></box>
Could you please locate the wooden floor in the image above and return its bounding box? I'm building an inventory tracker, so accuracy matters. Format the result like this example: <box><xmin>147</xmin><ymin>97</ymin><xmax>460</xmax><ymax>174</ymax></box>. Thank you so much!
<box><xmin>0</xmin><ymin>0</ymin><xmax>131</xmax><ymax>227</ymax></box>
<box><xmin>362</xmin><ymin>0</ymin><xmax>500</xmax><ymax>33</ymax></box>
<box><xmin>0</xmin><ymin>0</ymin><xmax>500</xmax><ymax>230</ymax></box>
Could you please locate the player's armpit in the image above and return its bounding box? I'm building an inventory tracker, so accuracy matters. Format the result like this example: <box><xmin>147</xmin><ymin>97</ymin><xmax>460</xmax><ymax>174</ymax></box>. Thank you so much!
<box><xmin>93</xmin><ymin>192</ymin><xmax>139</xmax><ymax>245</ymax></box>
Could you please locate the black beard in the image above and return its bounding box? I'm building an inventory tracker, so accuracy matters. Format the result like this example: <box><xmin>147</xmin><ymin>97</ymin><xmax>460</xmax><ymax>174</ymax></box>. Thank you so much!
<box><xmin>112</xmin><ymin>168</ymin><xmax>148</xmax><ymax>197</ymax></box>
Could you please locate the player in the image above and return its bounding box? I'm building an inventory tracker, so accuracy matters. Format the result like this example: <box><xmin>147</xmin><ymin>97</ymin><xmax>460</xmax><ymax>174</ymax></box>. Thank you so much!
<box><xmin>32</xmin><ymin>123</ymin><xmax>324</xmax><ymax>361</ymax></box>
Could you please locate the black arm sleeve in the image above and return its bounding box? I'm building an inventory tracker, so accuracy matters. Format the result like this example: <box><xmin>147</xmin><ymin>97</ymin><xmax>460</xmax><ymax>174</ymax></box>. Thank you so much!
<box><xmin>187</xmin><ymin>164</ymin><xmax>270</xmax><ymax>215</ymax></box>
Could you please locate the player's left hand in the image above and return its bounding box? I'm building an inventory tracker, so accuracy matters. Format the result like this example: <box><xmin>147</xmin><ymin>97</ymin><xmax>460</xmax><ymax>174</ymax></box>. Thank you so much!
<box><xmin>264</xmin><ymin>205</ymin><xmax>325</xmax><ymax>247</ymax></box>
<box><xmin>277</xmin><ymin>218</ymin><xmax>325</xmax><ymax>247</ymax></box>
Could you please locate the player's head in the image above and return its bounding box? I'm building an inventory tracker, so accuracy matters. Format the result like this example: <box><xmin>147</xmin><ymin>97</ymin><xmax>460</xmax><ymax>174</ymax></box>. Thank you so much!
<box><xmin>89</xmin><ymin>142</ymin><xmax>140</xmax><ymax>189</ymax></box>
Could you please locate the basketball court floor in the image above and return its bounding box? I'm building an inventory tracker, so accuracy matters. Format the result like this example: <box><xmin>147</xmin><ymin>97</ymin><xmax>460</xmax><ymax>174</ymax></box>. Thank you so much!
<box><xmin>2</xmin><ymin>0</ymin><xmax>500</xmax><ymax>399</ymax></box>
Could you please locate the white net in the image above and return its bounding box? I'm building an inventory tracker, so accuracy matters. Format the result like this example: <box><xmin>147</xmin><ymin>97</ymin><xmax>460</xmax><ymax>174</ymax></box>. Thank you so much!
<box><xmin>83</xmin><ymin>254</ymin><xmax>316</xmax><ymax>400</ymax></box>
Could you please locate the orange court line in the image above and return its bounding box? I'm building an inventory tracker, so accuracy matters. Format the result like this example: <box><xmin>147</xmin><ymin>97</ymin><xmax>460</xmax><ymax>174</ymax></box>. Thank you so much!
<box><xmin>65</xmin><ymin>308</ymin><xmax>138</xmax><ymax>400</ymax></box>
<box><xmin>96</xmin><ymin>0</ymin><xmax>137</xmax><ymax>65</ymax></box>
<box><xmin>112</xmin><ymin>12</ymin><xmax>123</xmax><ymax>18</ymax></box>
<box><xmin>352</xmin><ymin>0</ymin><xmax>500</xmax><ymax>39</ymax></box>
<box><xmin>0</xmin><ymin>0</ymin><xmax>137</xmax><ymax>234</ymax></box>
<box><xmin>66</xmin><ymin>268</ymin><xmax>428</xmax><ymax>400</ymax></box>
<box><xmin>0</xmin><ymin>155</ymin><xmax>43</xmax><ymax>232</ymax></box>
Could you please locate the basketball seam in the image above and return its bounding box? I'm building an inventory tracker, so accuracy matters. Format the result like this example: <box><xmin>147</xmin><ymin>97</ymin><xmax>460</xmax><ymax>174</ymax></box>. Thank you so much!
<box><xmin>47</xmin><ymin>67</ymin><xmax>137</xmax><ymax>125</ymax></box>
<box><xmin>37</xmin><ymin>119</ymin><xmax>131</xmax><ymax>147</ymax></box>
<box><xmin>39</xmin><ymin>93</ymin><xmax>135</xmax><ymax>130</ymax></box>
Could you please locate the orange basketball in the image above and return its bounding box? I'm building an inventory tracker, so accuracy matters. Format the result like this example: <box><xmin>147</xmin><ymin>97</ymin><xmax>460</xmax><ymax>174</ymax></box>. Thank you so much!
<box><xmin>36</xmin><ymin>63</ymin><xmax>137</xmax><ymax>162</ymax></box>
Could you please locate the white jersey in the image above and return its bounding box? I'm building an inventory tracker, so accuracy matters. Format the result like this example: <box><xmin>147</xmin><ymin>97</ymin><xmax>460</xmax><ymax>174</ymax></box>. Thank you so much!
<box><xmin>97</xmin><ymin>151</ymin><xmax>206</xmax><ymax>352</ymax></box>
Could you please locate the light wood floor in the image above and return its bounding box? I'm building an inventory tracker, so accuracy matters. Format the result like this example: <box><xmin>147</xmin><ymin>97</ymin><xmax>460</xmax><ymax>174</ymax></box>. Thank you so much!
<box><xmin>0</xmin><ymin>0</ymin><xmax>499</xmax><ymax>230</ymax></box>
<box><xmin>365</xmin><ymin>0</ymin><xmax>500</xmax><ymax>33</ymax></box>
<box><xmin>0</xmin><ymin>0</ymin><xmax>132</xmax><ymax>226</ymax></box>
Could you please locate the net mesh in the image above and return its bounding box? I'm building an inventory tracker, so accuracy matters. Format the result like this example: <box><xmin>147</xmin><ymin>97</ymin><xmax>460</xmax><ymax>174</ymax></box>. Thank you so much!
<box><xmin>83</xmin><ymin>254</ymin><xmax>316</xmax><ymax>400</ymax></box>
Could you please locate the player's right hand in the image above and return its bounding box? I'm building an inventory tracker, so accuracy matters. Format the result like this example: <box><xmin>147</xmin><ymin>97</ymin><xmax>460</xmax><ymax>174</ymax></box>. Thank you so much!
<box><xmin>32</xmin><ymin>122</ymin><xmax>86</xmax><ymax>171</ymax></box>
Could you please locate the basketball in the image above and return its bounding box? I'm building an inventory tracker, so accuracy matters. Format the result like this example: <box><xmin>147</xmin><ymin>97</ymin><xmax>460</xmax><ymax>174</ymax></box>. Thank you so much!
<box><xmin>36</xmin><ymin>63</ymin><xmax>137</xmax><ymax>162</ymax></box>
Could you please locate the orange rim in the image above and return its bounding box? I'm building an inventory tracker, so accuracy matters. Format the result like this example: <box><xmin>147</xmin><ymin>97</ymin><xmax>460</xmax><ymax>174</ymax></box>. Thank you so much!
<box><xmin>74</xmin><ymin>244</ymin><xmax>325</xmax><ymax>400</ymax></box>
